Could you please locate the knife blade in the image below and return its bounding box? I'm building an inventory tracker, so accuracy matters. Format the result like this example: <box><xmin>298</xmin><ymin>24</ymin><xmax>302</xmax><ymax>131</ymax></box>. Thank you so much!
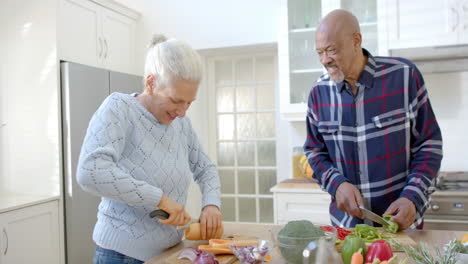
<box><xmin>358</xmin><ymin>205</ymin><xmax>391</xmax><ymax>227</ymax></box>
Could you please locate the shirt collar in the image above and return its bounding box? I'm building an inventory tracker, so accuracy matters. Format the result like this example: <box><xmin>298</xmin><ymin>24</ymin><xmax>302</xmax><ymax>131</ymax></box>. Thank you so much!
<box><xmin>338</xmin><ymin>48</ymin><xmax>376</xmax><ymax>93</ymax></box>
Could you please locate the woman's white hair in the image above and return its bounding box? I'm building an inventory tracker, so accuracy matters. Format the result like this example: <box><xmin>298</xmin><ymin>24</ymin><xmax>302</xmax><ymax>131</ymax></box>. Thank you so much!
<box><xmin>144</xmin><ymin>34</ymin><xmax>202</xmax><ymax>89</ymax></box>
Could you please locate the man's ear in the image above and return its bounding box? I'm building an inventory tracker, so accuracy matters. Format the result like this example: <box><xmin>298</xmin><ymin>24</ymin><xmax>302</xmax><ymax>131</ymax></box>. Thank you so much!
<box><xmin>353</xmin><ymin>32</ymin><xmax>362</xmax><ymax>51</ymax></box>
<box><xmin>145</xmin><ymin>74</ymin><xmax>155</xmax><ymax>94</ymax></box>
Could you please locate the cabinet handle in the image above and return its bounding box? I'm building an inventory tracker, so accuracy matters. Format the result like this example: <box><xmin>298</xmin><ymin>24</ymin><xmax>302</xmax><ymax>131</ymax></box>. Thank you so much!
<box><xmin>98</xmin><ymin>38</ymin><xmax>103</xmax><ymax>58</ymax></box>
<box><xmin>3</xmin><ymin>228</ymin><xmax>7</xmax><ymax>255</ymax></box>
<box><xmin>104</xmin><ymin>39</ymin><xmax>108</xmax><ymax>59</ymax></box>
<box><xmin>451</xmin><ymin>7</ymin><xmax>460</xmax><ymax>31</ymax></box>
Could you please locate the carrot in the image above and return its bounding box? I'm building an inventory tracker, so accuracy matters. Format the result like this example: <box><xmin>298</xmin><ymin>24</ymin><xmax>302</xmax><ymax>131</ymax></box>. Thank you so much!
<box><xmin>351</xmin><ymin>248</ymin><xmax>364</xmax><ymax>264</ymax></box>
<box><xmin>209</xmin><ymin>239</ymin><xmax>258</xmax><ymax>248</ymax></box>
<box><xmin>264</xmin><ymin>254</ymin><xmax>272</xmax><ymax>262</ymax></box>
<box><xmin>198</xmin><ymin>245</ymin><xmax>233</xmax><ymax>255</ymax></box>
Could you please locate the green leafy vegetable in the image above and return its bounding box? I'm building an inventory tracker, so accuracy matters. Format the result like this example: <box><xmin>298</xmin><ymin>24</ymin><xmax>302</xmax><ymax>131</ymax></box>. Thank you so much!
<box><xmin>277</xmin><ymin>220</ymin><xmax>324</xmax><ymax>264</ymax></box>
<box><xmin>383</xmin><ymin>215</ymin><xmax>399</xmax><ymax>233</ymax></box>
<box><xmin>389</xmin><ymin>238</ymin><xmax>459</xmax><ymax>264</ymax></box>
<box><xmin>453</xmin><ymin>239</ymin><xmax>468</xmax><ymax>254</ymax></box>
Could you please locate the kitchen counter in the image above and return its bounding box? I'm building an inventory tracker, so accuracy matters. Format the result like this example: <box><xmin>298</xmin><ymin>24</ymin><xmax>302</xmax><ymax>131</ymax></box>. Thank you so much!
<box><xmin>145</xmin><ymin>223</ymin><xmax>467</xmax><ymax>263</ymax></box>
<box><xmin>270</xmin><ymin>178</ymin><xmax>323</xmax><ymax>193</ymax></box>
<box><xmin>0</xmin><ymin>189</ymin><xmax>60</xmax><ymax>213</ymax></box>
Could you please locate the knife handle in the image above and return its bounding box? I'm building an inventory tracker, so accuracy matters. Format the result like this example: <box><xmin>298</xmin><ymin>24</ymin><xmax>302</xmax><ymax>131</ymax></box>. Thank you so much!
<box><xmin>150</xmin><ymin>209</ymin><xmax>170</xmax><ymax>219</ymax></box>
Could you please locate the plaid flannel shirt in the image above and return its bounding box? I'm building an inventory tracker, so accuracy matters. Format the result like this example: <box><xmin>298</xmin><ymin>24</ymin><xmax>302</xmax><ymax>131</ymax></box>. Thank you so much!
<box><xmin>304</xmin><ymin>49</ymin><xmax>443</xmax><ymax>228</ymax></box>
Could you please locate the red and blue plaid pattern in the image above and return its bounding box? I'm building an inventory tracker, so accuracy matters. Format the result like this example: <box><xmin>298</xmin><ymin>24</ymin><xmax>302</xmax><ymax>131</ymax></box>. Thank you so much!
<box><xmin>304</xmin><ymin>49</ymin><xmax>443</xmax><ymax>228</ymax></box>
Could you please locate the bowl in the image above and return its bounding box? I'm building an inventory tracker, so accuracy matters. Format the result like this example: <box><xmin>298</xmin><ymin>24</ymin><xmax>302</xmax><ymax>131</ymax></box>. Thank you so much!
<box><xmin>270</xmin><ymin>224</ymin><xmax>337</xmax><ymax>264</ymax></box>
<box><xmin>228</xmin><ymin>239</ymin><xmax>274</xmax><ymax>264</ymax></box>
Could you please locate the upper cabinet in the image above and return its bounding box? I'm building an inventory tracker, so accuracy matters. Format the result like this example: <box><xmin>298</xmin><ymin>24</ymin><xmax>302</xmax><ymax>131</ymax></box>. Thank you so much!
<box><xmin>385</xmin><ymin>0</ymin><xmax>468</xmax><ymax>49</ymax></box>
<box><xmin>58</xmin><ymin>0</ymin><xmax>139</xmax><ymax>74</ymax></box>
<box><xmin>278</xmin><ymin>0</ymin><xmax>385</xmax><ymax>121</ymax></box>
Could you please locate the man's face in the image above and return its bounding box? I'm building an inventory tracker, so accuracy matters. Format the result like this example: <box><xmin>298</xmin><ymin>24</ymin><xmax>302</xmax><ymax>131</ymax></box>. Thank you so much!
<box><xmin>315</xmin><ymin>31</ymin><xmax>356</xmax><ymax>83</ymax></box>
<box><xmin>151</xmin><ymin>79</ymin><xmax>198</xmax><ymax>125</ymax></box>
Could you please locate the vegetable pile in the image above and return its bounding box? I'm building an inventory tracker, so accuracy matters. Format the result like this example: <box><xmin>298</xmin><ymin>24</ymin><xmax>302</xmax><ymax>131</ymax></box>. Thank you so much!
<box><xmin>352</xmin><ymin>224</ymin><xmax>385</xmax><ymax>243</ymax></box>
<box><xmin>321</xmin><ymin>225</ymin><xmax>352</xmax><ymax>240</ymax></box>
<box><xmin>229</xmin><ymin>244</ymin><xmax>271</xmax><ymax>264</ymax></box>
<box><xmin>341</xmin><ymin>236</ymin><xmax>396</xmax><ymax>264</ymax></box>
<box><xmin>178</xmin><ymin>247</ymin><xmax>219</xmax><ymax>264</ymax></box>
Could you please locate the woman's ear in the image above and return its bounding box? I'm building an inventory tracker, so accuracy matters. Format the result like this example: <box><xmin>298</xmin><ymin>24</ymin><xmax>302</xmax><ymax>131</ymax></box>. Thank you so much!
<box><xmin>145</xmin><ymin>74</ymin><xmax>156</xmax><ymax>94</ymax></box>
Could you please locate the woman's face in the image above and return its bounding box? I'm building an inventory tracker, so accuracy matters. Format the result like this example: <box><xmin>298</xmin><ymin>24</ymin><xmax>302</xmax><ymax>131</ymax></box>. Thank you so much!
<box><xmin>150</xmin><ymin>78</ymin><xmax>199</xmax><ymax>125</ymax></box>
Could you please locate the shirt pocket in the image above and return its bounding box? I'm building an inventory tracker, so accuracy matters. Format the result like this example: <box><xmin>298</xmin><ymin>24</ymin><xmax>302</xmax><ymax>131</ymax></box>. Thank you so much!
<box><xmin>372</xmin><ymin>108</ymin><xmax>410</xmax><ymax>129</ymax></box>
<box><xmin>318</xmin><ymin>120</ymin><xmax>340</xmax><ymax>134</ymax></box>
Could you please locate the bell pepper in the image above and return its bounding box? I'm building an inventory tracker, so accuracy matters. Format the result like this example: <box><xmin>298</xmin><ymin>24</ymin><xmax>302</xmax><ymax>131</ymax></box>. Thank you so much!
<box><xmin>341</xmin><ymin>236</ymin><xmax>367</xmax><ymax>264</ymax></box>
<box><xmin>382</xmin><ymin>215</ymin><xmax>399</xmax><ymax>233</ymax></box>
<box><xmin>365</xmin><ymin>240</ymin><xmax>393</xmax><ymax>263</ymax></box>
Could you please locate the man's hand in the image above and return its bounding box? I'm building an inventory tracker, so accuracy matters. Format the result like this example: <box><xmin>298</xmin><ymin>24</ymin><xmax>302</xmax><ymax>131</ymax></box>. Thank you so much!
<box><xmin>383</xmin><ymin>197</ymin><xmax>416</xmax><ymax>230</ymax></box>
<box><xmin>157</xmin><ymin>194</ymin><xmax>191</xmax><ymax>226</ymax></box>
<box><xmin>200</xmin><ymin>205</ymin><xmax>222</xmax><ymax>240</ymax></box>
<box><xmin>335</xmin><ymin>182</ymin><xmax>365</xmax><ymax>219</ymax></box>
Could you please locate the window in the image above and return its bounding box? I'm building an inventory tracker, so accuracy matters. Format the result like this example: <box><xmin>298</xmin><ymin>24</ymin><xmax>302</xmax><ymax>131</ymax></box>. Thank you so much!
<box><xmin>207</xmin><ymin>51</ymin><xmax>277</xmax><ymax>223</ymax></box>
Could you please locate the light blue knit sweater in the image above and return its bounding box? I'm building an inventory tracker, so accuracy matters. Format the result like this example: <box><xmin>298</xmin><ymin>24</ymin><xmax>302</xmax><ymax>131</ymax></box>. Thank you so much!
<box><xmin>76</xmin><ymin>92</ymin><xmax>221</xmax><ymax>261</ymax></box>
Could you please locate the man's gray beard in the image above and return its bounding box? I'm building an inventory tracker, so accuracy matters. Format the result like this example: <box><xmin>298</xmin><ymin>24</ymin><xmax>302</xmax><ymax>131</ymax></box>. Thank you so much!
<box><xmin>331</xmin><ymin>70</ymin><xmax>345</xmax><ymax>84</ymax></box>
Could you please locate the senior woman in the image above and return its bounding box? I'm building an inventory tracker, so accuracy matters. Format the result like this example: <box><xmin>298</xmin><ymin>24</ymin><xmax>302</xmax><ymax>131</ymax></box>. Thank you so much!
<box><xmin>76</xmin><ymin>34</ymin><xmax>222</xmax><ymax>264</ymax></box>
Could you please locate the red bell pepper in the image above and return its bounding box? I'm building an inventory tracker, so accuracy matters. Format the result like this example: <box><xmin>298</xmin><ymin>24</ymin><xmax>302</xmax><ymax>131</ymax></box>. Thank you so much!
<box><xmin>365</xmin><ymin>240</ymin><xmax>393</xmax><ymax>263</ymax></box>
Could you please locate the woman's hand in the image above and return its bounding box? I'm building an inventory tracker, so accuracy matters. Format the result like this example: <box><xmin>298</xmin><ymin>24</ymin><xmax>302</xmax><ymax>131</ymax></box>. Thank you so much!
<box><xmin>199</xmin><ymin>205</ymin><xmax>222</xmax><ymax>240</ymax></box>
<box><xmin>157</xmin><ymin>194</ymin><xmax>191</xmax><ymax>226</ymax></box>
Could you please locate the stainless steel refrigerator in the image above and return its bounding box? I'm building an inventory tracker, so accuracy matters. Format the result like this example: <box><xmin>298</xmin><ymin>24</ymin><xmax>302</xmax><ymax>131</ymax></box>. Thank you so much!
<box><xmin>60</xmin><ymin>62</ymin><xmax>142</xmax><ymax>264</ymax></box>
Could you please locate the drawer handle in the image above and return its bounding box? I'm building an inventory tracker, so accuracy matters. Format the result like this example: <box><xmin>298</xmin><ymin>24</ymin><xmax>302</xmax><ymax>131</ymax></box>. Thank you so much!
<box><xmin>425</xmin><ymin>219</ymin><xmax>468</xmax><ymax>224</ymax></box>
<box><xmin>3</xmin><ymin>228</ymin><xmax>7</xmax><ymax>255</ymax></box>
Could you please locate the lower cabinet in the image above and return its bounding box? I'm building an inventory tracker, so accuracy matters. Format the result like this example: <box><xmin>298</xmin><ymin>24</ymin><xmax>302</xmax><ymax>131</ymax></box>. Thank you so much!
<box><xmin>271</xmin><ymin>180</ymin><xmax>331</xmax><ymax>225</ymax></box>
<box><xmin>0</xmin><ymin>200</ymin><xmax>60</xmax><ymax>264</ymax></box>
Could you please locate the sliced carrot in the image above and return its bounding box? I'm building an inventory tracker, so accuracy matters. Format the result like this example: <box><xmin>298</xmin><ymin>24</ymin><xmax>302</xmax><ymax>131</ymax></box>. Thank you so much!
<box><xmin>209</xmin><ymin>239</ymin><xmax>258</xmax><ymax>248</ymax></box>
<box><xmin>198</xmin><ymin>245</ymin><xmax>233</xmax><ymax>255</ymax></box>
<box><xmin>264</xmin><ymin>254</ymin><xmax>272</xmax><ymax>262</ymax></box>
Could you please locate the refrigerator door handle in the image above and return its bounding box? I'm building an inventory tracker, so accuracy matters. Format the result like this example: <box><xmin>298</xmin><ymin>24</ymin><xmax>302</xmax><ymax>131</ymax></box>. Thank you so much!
<box><xmin>3</xmin><ymin>228</ymin><xmax>8</xmax><ymax>255</ymax></box>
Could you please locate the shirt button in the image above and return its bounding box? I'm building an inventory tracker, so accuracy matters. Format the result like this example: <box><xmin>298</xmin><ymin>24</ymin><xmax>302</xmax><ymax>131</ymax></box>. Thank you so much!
<box><xmin>354</xmin><ymin>123</ymin><xmax>358</xmax><ymax>127</ymax></box>
<box><xmin>357</xmin><ymin>170</ymin><xmax>361</xmax><ymax>175</ymax></box>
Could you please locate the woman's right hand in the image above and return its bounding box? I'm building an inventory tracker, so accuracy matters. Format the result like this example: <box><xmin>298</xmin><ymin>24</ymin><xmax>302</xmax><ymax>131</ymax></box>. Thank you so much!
<box><xmin>157</xmin><ymin>194</ymin><xmax>191</xmax><ymax>226</ymax></box>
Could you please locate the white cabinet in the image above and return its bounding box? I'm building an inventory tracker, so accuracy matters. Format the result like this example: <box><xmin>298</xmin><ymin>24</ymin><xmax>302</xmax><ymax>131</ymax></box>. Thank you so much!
<box><xmin>59</xmin><ymin>0</ymin><xmax>138</xmax><ymax>74</ymax></box>
<box><xmin>271</xmin><ymin>180</ymin><xmax>331</xmax><ymax>225</ymax></box>
<box><xmin>0</xmin><ymin>200</ymin><xmax>60</xmax><ymax>264</ymax></box>
<box><xmin>386</xmin><ymin>0</ymin><xmax>468</xmax><ymax>49</ymax></box>
<box><xmin>279</xmin><ymin>0</ymin><xmax>384</xmax><ymax>121</ymax></box>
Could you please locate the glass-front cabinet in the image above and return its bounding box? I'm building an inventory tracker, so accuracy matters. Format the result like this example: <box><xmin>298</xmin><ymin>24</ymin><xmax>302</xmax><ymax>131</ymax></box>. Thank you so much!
<box><xmin>278</xmin><ymin>0</ymin><xmax>385</xmax><ymax>121</ymax></box>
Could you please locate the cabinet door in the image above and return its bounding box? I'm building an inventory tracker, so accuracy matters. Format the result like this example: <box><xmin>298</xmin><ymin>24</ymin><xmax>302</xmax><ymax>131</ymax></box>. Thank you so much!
<box><xmin>101</xmin><ymin>8</ymin><xmax>136</xmax><ymax>74</ymax></box>
<box><xmin>459</xmin><ymin>0</ymin><xmax>468</xmax><ymax>43</ymax></box>
<box><xmin>59</xmin><ymin>0</ymin><xmax>102</xmax><ymax>68</ymax></box>
<box><xmin>1</xmin><ymin>201</ymin><xmax>60</xmax><ymax>264</ymax></box>
<box><xmin>387</xmin><ymin>0</ymin><xmax>458</xmax><ymax>49</ymax></box>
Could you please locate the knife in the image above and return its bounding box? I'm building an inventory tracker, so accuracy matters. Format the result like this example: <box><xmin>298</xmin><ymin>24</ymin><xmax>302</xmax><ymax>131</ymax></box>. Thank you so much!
<box><xmin>149</xmin><ymin>209</ymin><xmax>198</xmax><ymax>230</ymax></box>
<box><xmin>358</xmin><ymin>205</ymin><xmax>391</xmax><ymax>227</ymax></box>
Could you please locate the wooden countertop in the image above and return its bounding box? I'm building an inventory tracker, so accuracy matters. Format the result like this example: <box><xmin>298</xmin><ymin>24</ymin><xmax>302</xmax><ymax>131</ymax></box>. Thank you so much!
<box><xmin>145</xmin><ymin>223</ymin><xmax>467</xmax><ymax>264</ymax></box>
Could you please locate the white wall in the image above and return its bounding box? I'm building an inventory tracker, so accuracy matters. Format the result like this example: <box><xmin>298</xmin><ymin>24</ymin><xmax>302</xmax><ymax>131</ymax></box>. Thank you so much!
<box><xmin>424</xmin><ymin>71</ymin><xmax>468</xmax><ymax>171</ymax></box>
<box><xmin>134</xmin><ymin>0</ymin><xmax>280</xmax><ymax>75</ymax></box>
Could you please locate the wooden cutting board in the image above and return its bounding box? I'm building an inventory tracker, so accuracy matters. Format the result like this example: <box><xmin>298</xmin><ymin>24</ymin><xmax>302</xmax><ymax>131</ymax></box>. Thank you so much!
<box><xmin>335</xmin><ymin>228</ymin><xmax>417</xmax><ymax>252</ymax></box>
<box><xmin>162</xmin><ymin>235</ymin><xmax>257</xmax><ymax>264</ymax></box>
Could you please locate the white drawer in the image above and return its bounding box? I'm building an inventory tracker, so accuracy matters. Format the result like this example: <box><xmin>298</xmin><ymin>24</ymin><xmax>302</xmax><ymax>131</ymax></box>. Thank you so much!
<box><xmin>275</xmin><ymin>192</ymin><xmax>331</xmax><ymax>225</ymax></box>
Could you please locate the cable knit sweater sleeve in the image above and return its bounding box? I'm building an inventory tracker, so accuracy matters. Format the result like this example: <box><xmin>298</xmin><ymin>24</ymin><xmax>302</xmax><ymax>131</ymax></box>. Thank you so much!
<box><xmin>185</xmin><ymin>118</ymin><xmax>221</xmax><ymax>209</ymax></box>
<box><xmin>76</xmin><ymin>95</ymin><xmax>163</xmax><ymax>207</ymax></box>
